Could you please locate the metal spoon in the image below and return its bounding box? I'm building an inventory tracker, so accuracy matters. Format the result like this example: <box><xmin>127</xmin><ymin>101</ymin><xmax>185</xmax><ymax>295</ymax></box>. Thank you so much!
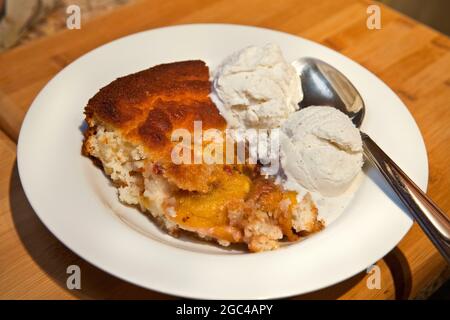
<box><xmin>292</xmin><ymin>57</ymin><xmax>450</xmax><ymax>264</ymax></box>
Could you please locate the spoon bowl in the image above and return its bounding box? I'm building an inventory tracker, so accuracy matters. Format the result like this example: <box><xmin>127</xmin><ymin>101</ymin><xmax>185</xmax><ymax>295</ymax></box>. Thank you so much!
<box><xmin>292</xmin><ymin>57</ymin><xmax>365</xmax><ymax>127</ymax></box>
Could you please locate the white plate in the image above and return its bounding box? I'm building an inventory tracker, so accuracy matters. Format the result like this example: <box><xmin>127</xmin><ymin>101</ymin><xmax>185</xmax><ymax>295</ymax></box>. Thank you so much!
<box><xmin>17</xmin><ymin>24</ymin><xmax>428</xmax><ymax>299</ymax></box>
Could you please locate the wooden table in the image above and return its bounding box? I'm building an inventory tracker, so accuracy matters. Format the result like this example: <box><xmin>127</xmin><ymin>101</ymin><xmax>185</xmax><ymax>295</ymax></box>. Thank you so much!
<box><xmin>0</xmin><ymin>0</ymin><xmax>449</xmax><ymax>299</ymax></box>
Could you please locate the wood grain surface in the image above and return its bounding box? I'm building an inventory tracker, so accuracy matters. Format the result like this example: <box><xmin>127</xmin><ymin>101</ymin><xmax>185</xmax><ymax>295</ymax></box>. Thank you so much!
<box><xmin>0</xmin><ymin>0</ymin><xmax>449</xmax><ymax>299</ymax></box>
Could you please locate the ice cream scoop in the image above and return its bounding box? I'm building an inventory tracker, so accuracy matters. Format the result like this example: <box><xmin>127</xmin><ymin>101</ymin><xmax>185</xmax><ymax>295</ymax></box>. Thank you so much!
<box><xmin>211</xmin><ymin>44</ymin><xmax>302</xmax><ymax>129</ymax></box>
<box><xmin>281</xmin><ymin>106</ymin><xmax>363</xmax><ymax>196</ymax></box>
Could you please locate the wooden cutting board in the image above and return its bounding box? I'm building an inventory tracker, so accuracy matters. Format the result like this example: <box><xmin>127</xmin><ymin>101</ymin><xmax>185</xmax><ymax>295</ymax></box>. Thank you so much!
<box><xmin>0</xmin><ymin>0</ymin><xmax>449</xmax><ymax>299</ymax></box>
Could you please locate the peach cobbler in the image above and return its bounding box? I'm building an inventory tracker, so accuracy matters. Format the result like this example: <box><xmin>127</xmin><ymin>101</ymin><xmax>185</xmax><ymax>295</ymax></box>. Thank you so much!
<box><xmin>83</xmin><ymin>60</ymin><xmax>323</xmax><ymax>252</ymax></box>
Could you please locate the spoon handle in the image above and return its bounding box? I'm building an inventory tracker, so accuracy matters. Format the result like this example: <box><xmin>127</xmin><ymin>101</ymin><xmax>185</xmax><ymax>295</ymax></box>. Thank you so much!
<box><xmin>361</xmin><ymin>132</ymin><xmax>450</xmax><ymax>264</ymax></box>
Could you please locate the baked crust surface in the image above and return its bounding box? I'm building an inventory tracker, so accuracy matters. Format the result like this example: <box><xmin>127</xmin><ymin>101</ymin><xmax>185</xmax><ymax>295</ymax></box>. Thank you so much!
<box><xmin>84</xmin><ymin>60</ymin><xmax>227</xmax><ymax>192</ymax></box>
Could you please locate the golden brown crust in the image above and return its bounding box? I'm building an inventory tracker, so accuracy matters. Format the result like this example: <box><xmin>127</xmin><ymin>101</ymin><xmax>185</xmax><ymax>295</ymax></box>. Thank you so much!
<box><xmin>84</xmin><ymin>60</ymin><xmax>227</xmax><ymax>192</ymax></box>
<box><xmin>85</xmin><ymin>60</ymin><xmax>224</xmax><ymax>130</ymax></box>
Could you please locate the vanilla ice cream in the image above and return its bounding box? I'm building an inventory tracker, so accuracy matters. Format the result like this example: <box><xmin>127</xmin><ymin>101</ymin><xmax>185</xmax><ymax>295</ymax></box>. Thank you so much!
<box><xmin>212</xmin><ymin>43</ymin><xmax>302</xmax><ymax>129</ymax></box>
<box><xmin>280</xmin><ymin>106</ymin><xmax>363</xmax><ymax>196</ymax></box>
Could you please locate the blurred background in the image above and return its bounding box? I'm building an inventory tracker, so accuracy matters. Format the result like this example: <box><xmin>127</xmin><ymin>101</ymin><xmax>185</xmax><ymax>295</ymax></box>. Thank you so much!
<box><xmin>380</xmin><ymin>0</ymin><xmax>450</xmax><ymax>35</ymax></box>
<box><xmin>0</xmin><ymin>0</ymin><xmax>135</xmax><ymax>51</ymax></box>
<box><xmin>0</xmin><ymin>0</ymin><xmax>449</xmax><ymax>52</ymax></box>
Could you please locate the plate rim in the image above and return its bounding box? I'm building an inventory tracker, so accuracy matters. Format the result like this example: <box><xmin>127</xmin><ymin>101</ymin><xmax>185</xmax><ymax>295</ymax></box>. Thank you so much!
<box><xmin>17</xmin><ymin>23</ymin><xmax>428</xmax><ymax>299</ymax></box>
